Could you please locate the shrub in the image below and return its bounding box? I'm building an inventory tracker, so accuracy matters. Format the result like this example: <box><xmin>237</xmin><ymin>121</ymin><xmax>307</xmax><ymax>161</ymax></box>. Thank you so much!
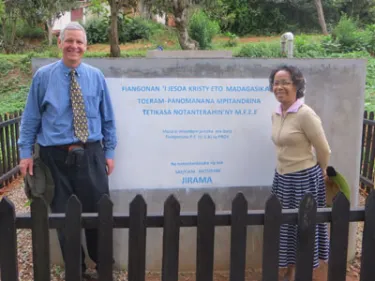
<box><xmin>84</xmin><ymin>17</ymin><xmax>109</xmax><ymax>44</ymax></box>
<box><xmin>364</xmin><ymin>24</ymin><xmax>375</xmax><ymax>55</ymax></box>
<box><xmin>85</xmin><ymin>15</ymin><xmax>164</xmax><ymax>44</ymax></box>
<box><xmin>223</xmin><ymin>32</ymin><xmax>239</xmax><ymax>47</ymax></box>
<box><xmin>294</xmin><ymin>35</ymin><xmax>326</xmax><ymax>58</ymax></box>
<box><xmin>331</xmin><ymin>15</ymin><xmax>367</xmax><ymax>52</ymax></box>
<box><xmin>0</xmin><ymin>59</ymin><xmax>14</xmax><ymax>75</ymax></box>
<box><xmin>235</xmin><ymin>42</ymin><xmax>280</xmax><ymax>58</ymax></box>
<box><xmin>119</xmin><ymin>16</ymin><xmax>153</xmax><ymax>43</ymax></box>
<box><xmin>321</xmin><ymin>35</ymin><xmax>342</xmax><ymax>54</ymax></box>
<box><xmin>189</xmin><ymin>10</ymin><xmax>220</xmax><ymax>50</ymax></box>
<box><xmin>16</xmin><ymin>24</ymin><xmax>45</xmax><ymax>40</ymax></box>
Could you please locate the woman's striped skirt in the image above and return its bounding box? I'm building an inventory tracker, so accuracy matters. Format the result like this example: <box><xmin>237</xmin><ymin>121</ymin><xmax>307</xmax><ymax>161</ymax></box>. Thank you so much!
<box><xmin>271</xmin><ymin>164</ymin><xmax>329</xmax><ymax>268</ymax></box>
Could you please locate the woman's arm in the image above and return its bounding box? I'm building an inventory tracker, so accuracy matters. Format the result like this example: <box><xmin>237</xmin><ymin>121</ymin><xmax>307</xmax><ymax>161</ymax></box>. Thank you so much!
<box><xmin>300</xmin><ymin>108</ymin><xmax>331</xmax><ymax>173</ymax></box>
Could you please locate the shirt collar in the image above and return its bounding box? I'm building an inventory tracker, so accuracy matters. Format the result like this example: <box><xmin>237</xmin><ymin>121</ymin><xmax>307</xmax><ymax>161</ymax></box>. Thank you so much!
<box><xmin>59</xmin><ymin>59</ymin><xmax>84</xmax><ymax>77</ymax></box>
<box><xmin>275</xmin><ymin>98</ymin><xmax>304</xmax><ymax>115</ymax></box>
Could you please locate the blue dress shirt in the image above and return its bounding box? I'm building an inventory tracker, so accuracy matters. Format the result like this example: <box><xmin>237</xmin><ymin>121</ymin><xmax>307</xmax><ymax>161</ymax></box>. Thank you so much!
<box><xmin>18</xmin><ymin>60</ymin><xmax>117</xmax><ymax>159</ymax></box>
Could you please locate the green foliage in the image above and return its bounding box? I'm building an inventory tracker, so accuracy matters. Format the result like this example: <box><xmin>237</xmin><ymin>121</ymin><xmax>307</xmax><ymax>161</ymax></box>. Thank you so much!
<box><xmin>0</xmin><ymin>59</ymin><xmax>14</xmax><ymax>75</ymax></box>
<box><xmin>223</xmin><ymin>32</ymin><xmax>239</xmax><ymax>47</ymax></box>
<box><xmin>27</xmin><ymin>0</ymin><xmax>80</xmax><ymax>25</ymax></box>
<box><xmin>206</xmin><ymin>0</ymin><xmax>332</xmax><ymax>36</ymax></box>
<box><xmin>334</xmin><ymin>0</ymin><xmax>375</xmax><ymax>26</ymax></box>
<box><xmin>363</xmin><ymin>56</ymin><xmax>375</xmax><ymax>112</ymax></box>
<box><xmin>0</xmin><ymin>84</ymin><xmax>29</xmax><ymax>114</ymax></box>
<box><xmin>294</xmin><ymin>35</ymin><xmax>327</xmax><ymax>58</ymax></box>
<box><xmin>84</xmin><ymin>17</ymin><xmax>109</xmax><ymax>44</ymax></box>
<box><xmin>0</xmin><ymin>57</ymin><xmax>30</xmax><ymax>114</ymax></box>
<box><xmin>321</xmin><ymin>15</ymin><xmax>375</xmax><ymax>54</ymax></box>
<box><xmin>235</xmin><ymin>42</ymin><xmax>281</xmax><ymax>57</ymax></box>
<box><xmin>205</xmin><ymin>0</ymin><xmax>375</xmax><ymax>37</ymax></box>
<box><xmin>320</xmin><ymin>35</ymin><xmax>342</xmax><ymax>53</ymax></box>
<box><xmin>0</xmin><ymin>0</ymin><xmax>4</xmax><ymax>15</ymax></box>
<box><xmin>188</xmin><ymin>10</ymin><xmax>220</xmax><ymax>50</ymax></box>
<box><xmin>364</xmin><ymin>24</ymin><xmax>375</xmax><ymax>55</ymax></box>
<box><xmin>119</xmin><ymin>16</ymin><xmax>154</xmax><ymax>43</ymax></box>
<box><xmin>86</xmin><ymin>0</ymin><xmax>108</xmax><ymax>17</ymax></box>
<box><xmin>18</xmin><ymin>53</ymin><xmax>33</xmax><ymax>74</ymax></box>
<box><xmin>16</xmin><ymin>23</ymin><xmax>45</xmax><ymax>40</ymax></box>
<box><xmin>85</xmin><ymin>16</ymin><xmax>164</xmax><ymax>44</ymax></box>
<box><xmin>331</xmin><ymin>15</ymin><xmax>364</xmax><ymax>52</ymax></box>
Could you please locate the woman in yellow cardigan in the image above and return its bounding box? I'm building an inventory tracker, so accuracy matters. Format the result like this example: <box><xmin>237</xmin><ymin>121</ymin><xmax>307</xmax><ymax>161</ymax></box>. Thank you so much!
<box><xmin>269</xmin><ymin>65</ymin><xmax>331</xmax><ymax>281</ymax></box>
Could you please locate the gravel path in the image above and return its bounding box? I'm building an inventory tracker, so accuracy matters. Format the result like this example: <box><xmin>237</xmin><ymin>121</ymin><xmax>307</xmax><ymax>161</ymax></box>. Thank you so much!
<box><xmin>0</xmin><ymin>180</ymin><xmax>365</xmax><ymax>281</ymax></box>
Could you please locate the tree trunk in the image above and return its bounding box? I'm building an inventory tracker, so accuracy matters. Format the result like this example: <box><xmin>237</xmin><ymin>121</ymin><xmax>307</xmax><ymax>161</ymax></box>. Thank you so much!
<box><xmin>138</xmin><ymin>0</ymin><xmax>152</xmax><ymax>19</ymax></box>
<box><xmin>1</xmin><ymin>17</ymin><xmax>6</xmax><ymax>42</ymax></box>
<box><xmin>1</xmin><ymin>17</ymin><xmax>10</xmax><ymax>54</ymax></box>
<box><xmin>10</xmin><ymin>16</ymin><xmax>17</xmax><ymax>46</ymax></box>
<box><xmin>46</xmin><ymin>18</ymin><xmax>54</xmax><ymax>46</ymax></box>
<box><xmin>172</xmin><ymin>1</ymin><xmax>198</xmax><ymax>50</ymax></box>
<box><xmin>108</xmin><ymin>0</ymin><xmax>121</xmax><ymax>57</ymax></box>
<box><xmin>314</xmin><ymin>0</ymin><xmax>328</xmax><ymax>35</ymax></box>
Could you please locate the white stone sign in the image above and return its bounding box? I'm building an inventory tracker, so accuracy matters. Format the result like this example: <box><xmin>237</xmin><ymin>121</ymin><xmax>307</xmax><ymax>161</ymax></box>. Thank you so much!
<box><xmin>107</xmin><ymin>78</ymin><xmax>278</xmax><ymax>190</ymax></box>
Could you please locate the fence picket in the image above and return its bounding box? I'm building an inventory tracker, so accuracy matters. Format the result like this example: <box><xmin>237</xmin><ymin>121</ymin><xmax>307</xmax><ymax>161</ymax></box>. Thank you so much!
<box><xmin>162</xmin><ymin>195</ymin><xmax>181</xmax><ymax>281</ymax></box>
<box><xmin>363</xmin><ymin>112</ymin><xmax>374</xmax><ymax>190</ymax></box>
<box><xmin>15</xmin><ymin>111</ymin><xmax>21</xmax><ymax>169</ymax></box>
<box><xmin>361</xmin><ymin>110</ymin><xmax>368</xmax><ymax>187</ymax></box>
<box><xmin>65</xmin><ymin>195</ymin><xmax>82</xmax><ymax>281</ymax></box>
<box><xmin>128</xmin><ymin>195</ymin><xmax>147</xmax><ymax>281</ymax></box>
<box><xmin>262</xmin><ymin>194</ymin><xmax>282</xmax><ymax>281</ymax></box>
<box><xmin>294</xmin><ymin>193</ymin><xmax>317</xmax><ymax>281</ymax></box>
<box><xmin>360</xmin><ymin>190</ymin><xmax>375</xmax><ymax>281</ymax></box>
<box><xmin>196</xmin><ymin>194</ymin><xmax>215</xmax><ymax>281</ymax></box>
<box><xmin>31</xmin><ymin>197</ymin><xmax>51</xmax><ymax>281</ymax></box>
<box><xmin>98</xmin><ymin>195</ymin><xmax>113</xmax><ymax>281</ymax></box>
<box><xmin>366</xmin><ymin>112</ymin><xmax>375</xmax><ymax>181</ymax></box>
<box><xmin>4</xmin><ymin>114</ymin><xmax>11</xmax><ymax>184</ymax></box>
<box><xmin>328</xmin><ymin>192</ymin><xmax>350</xmax><ymax>281</ymax></box>
<box><xmin>0</xmin><ymin>111</ymin><xmax>22</xmax><ymax>185</ymax></box>
<box><xmin>229</xmin><ymin>193</ymin><xmax>248</xmax><ymax>281</ymax></box>
<box><xmin>0</xmin><ymin>114</ymin><xmax>6</xmax><ymax>186</ymax></box>
<box><xmin>10</xmin><ymin>112</ymin><xmax>17</xmax><ymax>180</ymax></box>
<box><xmin>0</xmin><ymin>197</ymin><xmax>19</xmax><ymax>281</ymax></box>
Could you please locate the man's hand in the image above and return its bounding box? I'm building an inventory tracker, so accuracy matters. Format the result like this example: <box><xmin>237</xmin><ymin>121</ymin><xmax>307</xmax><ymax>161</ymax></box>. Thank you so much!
<box><xmin>106</xmin><ymin>159</ymin><xmax>115</xmax><ymax>175</ymax></box>
<box><xmin>20</xmin><ymin>158</ymin><xmax>33</xmax><ymax>176</ymax></box>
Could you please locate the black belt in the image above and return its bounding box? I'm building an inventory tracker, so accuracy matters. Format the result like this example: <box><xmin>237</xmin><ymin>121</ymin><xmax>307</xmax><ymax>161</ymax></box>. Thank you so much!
<box><xmin>54</xmin><ymin>141</ymin><xmax>99</xmax><ymax>151</ymax></box>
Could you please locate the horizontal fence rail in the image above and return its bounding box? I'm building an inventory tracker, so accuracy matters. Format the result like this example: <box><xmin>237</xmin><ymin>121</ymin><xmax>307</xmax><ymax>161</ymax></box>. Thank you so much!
<box><xmin>1</xmin><ymin>191</ymin><xmax>375</xmax><ymax>281</ymax></box>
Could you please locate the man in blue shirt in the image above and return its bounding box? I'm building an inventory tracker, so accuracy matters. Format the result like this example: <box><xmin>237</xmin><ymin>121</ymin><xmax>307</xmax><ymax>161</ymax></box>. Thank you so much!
<box><xmin>18</xmin><ymin>22</ymin><xmax>117</xmax><ymax>279</ymax></box>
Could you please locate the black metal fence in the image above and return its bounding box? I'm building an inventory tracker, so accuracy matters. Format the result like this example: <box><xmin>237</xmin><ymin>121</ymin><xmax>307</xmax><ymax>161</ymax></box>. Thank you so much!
<box><xmin>1</xmin><ymin>191</ymin><xmax>374</xmax><ymax>281</ymax></box>
<box><xmin>0</xmin><ymin>111</ymin><xmax>22</xmax><ymax>187</ymax></box>
<box><xmin>361</xmin><ymin>111</ymin><xmax>375</xmax><ymax>193</ymax></box>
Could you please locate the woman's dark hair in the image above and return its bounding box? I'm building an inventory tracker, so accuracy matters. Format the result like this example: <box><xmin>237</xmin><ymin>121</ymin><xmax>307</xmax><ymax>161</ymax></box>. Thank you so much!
<box><xmin>269</xmin><ymin>65</ymin><xmax>306</xmax><ymax>99</ymax></box>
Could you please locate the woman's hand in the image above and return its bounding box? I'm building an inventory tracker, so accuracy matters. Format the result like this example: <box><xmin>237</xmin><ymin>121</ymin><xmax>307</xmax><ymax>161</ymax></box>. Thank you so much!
<box><xmin>322</xmin><ymin>168</ymin><xmax>328</xmax><ymax>181</ymax></box>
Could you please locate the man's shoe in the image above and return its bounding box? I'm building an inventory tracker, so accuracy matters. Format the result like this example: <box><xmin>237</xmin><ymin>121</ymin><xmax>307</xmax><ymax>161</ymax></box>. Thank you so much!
<box><xmin>82</xmin><ymin>271</ymin><xmax>116</xmax><ymax>281</ymax></box>
<box><xmin>82</xmin><ymin>271</ymin><xmax>98</xmax><ymax>281</ymax></box>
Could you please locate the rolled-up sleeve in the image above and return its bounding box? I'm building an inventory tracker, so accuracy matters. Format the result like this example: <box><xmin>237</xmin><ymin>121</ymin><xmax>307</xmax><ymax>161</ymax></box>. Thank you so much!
<box><xmin>100</xmin><ymin>75</ymin><xmax>117</xmax><ymax>159</ymax></box>
<box><xmin>18</xmin><ymin>73</ymin><xmax>42</xmax><ymax>159</ymax></box>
